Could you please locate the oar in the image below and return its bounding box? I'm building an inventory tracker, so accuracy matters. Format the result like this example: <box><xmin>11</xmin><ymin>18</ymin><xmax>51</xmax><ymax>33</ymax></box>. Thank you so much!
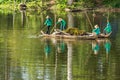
<box><xmin>50</xmin><ymin>24</ymin><xmax>56</xmax><ymax>34</ymax></box>
<box><xmin>84</xmin><ymin>11</ymin><xmax>93</xmax><ymax>29</ymax></box>
<box><xmin>36</xmin><ymin>26</ymin><xmax>46</xmax><ymax>36</ymax></box>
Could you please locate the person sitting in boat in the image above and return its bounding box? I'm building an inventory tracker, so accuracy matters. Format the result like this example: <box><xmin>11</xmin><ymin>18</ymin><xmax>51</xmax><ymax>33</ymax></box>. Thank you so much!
<box><xmin>103</xmin><ymin>20</ymin><xmax>112</xmax><ymax>35</ymax></box>
<box><xmin>44</xmin><ymin>15</ymin><xmax>52</xmax><ymax>34</ymax></box>
<box><xmin>56</xmin><ymin>18</ymin><xmax>66</xmax><ymax>31</ymax></box>
<box><xmin>91</xmin><ymin>24</ymin><xmax>101</xmax><ymax>36</ymax></box>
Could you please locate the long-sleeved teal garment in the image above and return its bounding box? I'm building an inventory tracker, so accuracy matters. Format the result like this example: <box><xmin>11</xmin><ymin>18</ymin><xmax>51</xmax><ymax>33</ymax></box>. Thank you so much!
<box><xmin>57</xmin><ymin>19</ymin><xmax>66</xmax><ymax>30</ymax></box>
<box><xmin>92</xmin><ymin>27</ymin><xmax>100</xmax><ymax>35</ymax></box>
<box><xmin>44</xmin><ymin>18</ymin><xmax>52</xmax><ymax>27</ymax></box>
<box><xmin>104</xmin><ymin>22</ymin><xmax>112</xmax><ymax>34</ymax></box>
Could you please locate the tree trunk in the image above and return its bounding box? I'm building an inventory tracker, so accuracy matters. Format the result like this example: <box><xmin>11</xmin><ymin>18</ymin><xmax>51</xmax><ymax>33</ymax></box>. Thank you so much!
<box><xmin>67</xmin><ymin>0</ymin><xmax>73</xmax><ymax>6</ymax></box>
<box><xmin>67</xmin><ymin>12</ymin><xmax>74</xmax><ymax>28</ymax></box>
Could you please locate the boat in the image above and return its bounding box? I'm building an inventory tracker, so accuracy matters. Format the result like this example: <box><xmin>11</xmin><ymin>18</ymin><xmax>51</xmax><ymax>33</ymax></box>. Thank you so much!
<box><xmin>40</xmin><ymin>29</ymin><xmax>111</xmax><ymax>40</ymax></box>
<box><xmin>98</xmin><ymin>32</ymin><xmax>112</xmax><ymax>38</ymax></box>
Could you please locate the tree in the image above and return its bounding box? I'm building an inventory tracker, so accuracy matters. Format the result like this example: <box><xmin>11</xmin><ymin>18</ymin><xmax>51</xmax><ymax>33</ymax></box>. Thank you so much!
<box><xmin>67</xmin><ymin>0</ymin><xmax>73</xmax><ymax>6</ymax></box>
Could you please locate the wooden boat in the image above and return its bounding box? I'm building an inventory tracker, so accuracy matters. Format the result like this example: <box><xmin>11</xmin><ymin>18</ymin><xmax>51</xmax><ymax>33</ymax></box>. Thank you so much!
<box><xmin>98</xmin><ymin>32</ymin><xmax>112</xmax><ymax>38</ymax></box>
<box><xmin>40</xmin><ymin>30</ymin><xmax>111</xmax><ymax>40</ymax></box>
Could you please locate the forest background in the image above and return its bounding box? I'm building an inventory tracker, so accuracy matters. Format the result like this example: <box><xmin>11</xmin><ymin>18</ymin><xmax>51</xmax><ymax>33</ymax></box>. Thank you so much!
<box><xmin>0</xmin><ymin>0</ymin><xmax>120</xmax><ymax>12</ymax></box>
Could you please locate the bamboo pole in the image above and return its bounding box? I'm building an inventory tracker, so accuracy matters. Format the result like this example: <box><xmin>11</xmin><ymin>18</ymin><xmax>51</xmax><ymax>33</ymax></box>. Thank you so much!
<box><xmin>84</xmin><ymin>11</ymin><xmax>93</xmax><ymax>29</ymax></box>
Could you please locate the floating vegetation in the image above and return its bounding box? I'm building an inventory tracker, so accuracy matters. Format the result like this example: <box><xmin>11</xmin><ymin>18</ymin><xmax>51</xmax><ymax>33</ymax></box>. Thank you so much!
<box><xmin>65</xmin><ymin>28</ymin><xmax>86</xmax><ymax>35</ymax></box>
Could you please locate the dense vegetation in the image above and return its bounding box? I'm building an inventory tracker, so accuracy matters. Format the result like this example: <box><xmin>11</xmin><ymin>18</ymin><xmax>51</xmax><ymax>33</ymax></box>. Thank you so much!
<box><xmin>0</xmin><ymin>0</ymin><xmax>119</xmax><ymax>11</ymax></box>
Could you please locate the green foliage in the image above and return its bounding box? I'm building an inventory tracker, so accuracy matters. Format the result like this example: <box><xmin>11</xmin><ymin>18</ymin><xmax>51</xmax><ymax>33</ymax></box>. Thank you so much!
<box><xmin>57</xmin><ymin>0</ymin><xmax>67</xmax><ymax>4</ymax></box>
<box><xmin>103</xmin><ymin>0</ymin><xmax>120</xmax><ymax>8</ymax></box>
<box><xmin>0</xmin><ymin>0</ymin><xmax>3</xmax><ymax>3</ymax></box>
<box><xmin>0</xmin><ymin>0</ymin><xmax>119</xmax><ymax>12</ymax></box>
<box><xmin>56</xmin><ymin>3</ymin><xmax>67</xmax><ymax>10</ymax></box>
<box><xmin>0</xmin><ymin>1</ymin><xmax>16</xmax><ymax>10</ymax></box>
<box><xmin>26</xmin><ymin>1</ymin><xmax>42</xmax><ymax>10</ymax></box>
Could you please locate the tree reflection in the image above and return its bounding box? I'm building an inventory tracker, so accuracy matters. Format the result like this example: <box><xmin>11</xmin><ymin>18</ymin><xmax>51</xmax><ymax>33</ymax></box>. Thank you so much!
<box><xmin>20</xmin><ymin>10</ymin><xmax>26</xmax><ymax>28</ymax></box>
<box><xmin>67</xmin><ymin>42</ymin><xmax>73</xmax><ymax>80</ymax></box>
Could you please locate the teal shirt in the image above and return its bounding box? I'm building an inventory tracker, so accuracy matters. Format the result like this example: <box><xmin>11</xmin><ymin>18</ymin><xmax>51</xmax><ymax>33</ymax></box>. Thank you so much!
<box><xmin>57</xmin><ymin>19</ymin><xmax>66</xmax><ymax>27</ymax></box>
<box><xmin>104</xmin><ymin>22</ymin><xmax>112</xmax><ymax>34</ymax></box>
<box><xmin>92</xmin><ymin>27</ymin><xmax>100</xmax><ymax>35</ymax></box>
<box><xmin>44</xmin><ymin>18</ymin><xmax>52</xmax><ymax>26</ymax></box>
<box><xmin>61</xmin><ymin>19</ymin><xmax>66</xmax><ymax>27</ymax></box>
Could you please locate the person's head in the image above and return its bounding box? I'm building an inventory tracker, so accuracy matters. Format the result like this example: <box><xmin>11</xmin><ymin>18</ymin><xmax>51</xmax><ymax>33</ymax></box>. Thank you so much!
<box><xmin>107</xmin><ymin>19</ymin><xmax>109</xmax><ymax>22</ymax></box>
<box><xmin>46</xmin><ymin>15</ymin><xmax>50</xmax><ymax>19</ymax></box>
<box><xmin>94</xmin><ymin>25</ymin><xmax>99</xmax><ymax>28</ymax></box>
<box><xmin>58</xmin><ymin>18</ymin><xmax>62</xmax><ymax>22</ymax></box>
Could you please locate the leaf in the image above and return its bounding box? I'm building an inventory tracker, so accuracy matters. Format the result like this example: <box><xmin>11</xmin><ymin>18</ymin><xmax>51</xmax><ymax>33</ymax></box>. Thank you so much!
<box><xmin>0</xmin><ymin>0</ymin><xmax>3</xmax><ymax>3</ymax></box>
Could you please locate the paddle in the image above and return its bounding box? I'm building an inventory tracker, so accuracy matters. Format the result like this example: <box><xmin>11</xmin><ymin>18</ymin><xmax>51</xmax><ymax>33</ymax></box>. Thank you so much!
<box><xmin>50</xmin><ymin>24</ymin><xmax>56</xmax><ymax>34</ymax></box>
<box><xmin>36</xmin><ymin>25</ymin><xmax>46</xmax><ymax>36</ymax></box>
<box><xmin>84</xmin><ymin>11</ymin><xmax>94</xmax><ymax>30</ymax></box>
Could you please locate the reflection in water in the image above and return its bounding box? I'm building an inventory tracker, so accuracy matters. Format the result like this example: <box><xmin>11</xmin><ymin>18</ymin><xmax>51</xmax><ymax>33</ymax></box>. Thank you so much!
<box><xmin>56</xmin><ymin>40</ymin><xmax>66</xmax><ymax>53</ymax></box>
<box><xmin>92</xmin><ymin>39</ymin><xmax>111</xmax><ymax>55</ymax></box>
<box><xmin>44</xmin><ymin>39</ymin><xmax>51</xmax><ymax>58</ymax></box>
<box><xmin>92</xmin><ymin>40</ymin><xmax>100</xmax><ymax>55</ymax></box>
<box><xmin>0</xmin><ymin>9</ymin><xmax>120</xmax><ymax>80</ymax></box>
<box><xmin>104</xmin><ymin>39</ymin><xmax>111</xmax><ymax>54</ymax></box>
<box><xmin>67</xmin><ymin>42</ymin><xmax>72</xmax><ymax>80</ymax></box>
<box><xmin>104</xmin><ymin>39</ymin><xmax>111</xmax><ymax>61</ymax></box>
<box><xmin>20</xmin><ymin>10</ymin><xmax>26</xmax><ymax>27</ymax></box>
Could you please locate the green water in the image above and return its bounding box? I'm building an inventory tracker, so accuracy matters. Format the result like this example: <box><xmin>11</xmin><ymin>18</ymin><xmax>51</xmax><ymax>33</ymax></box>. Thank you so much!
<box><xmin>0</xmin><ymin>10</ymin><xmax>120</xmax><ymax>80</ymax></box>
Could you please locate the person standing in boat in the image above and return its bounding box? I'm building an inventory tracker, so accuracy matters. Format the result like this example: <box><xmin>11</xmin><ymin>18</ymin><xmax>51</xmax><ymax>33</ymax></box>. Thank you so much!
<box><xmin>103</xmin><ymin>20</ymin><xmax>112</xmax><ymax>34</ymax></box>
<box><xmin>44</xmin><ymin>15</ymin><xmax>52</xmax><ymax>34</ymax></box>
<box><xmin>57</xmin><ymin>18</ymin><xmax>66</xmax><ymax>31</ymax></box>
<box><xmin>92</xmin><ymin>24</ymin><xmax>101</xmax><ymax>36</ymax></box>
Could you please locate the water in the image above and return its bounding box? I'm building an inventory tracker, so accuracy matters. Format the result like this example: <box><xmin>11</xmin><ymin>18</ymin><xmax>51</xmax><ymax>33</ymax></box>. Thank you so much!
<box><xmin>0</xmin><ymin>10</ymin><xmax>120</xmax><ymax>80</ymax></box>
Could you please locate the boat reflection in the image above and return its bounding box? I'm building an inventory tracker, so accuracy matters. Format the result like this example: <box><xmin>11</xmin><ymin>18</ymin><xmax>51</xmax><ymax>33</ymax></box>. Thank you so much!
<box><xmin>41</xmin><ymin>37</ymin><xmax>111</xmax><ymax>80</ymax></box>
<box><xmin>92</xmin><ymin>40</ymin><xmax>100</xmax><ymax>55</ymax></box>
<box><xmin>44</xmin><ymin>39</ymin><xmax>51</xmax><ymax>58</ymax></box>
<box><xmin>55</xmin><ymin>40</ymin><xmax>66</xmax><ymax>54</ymax></box>
<box><xmin>104</xmin><ymin>39</ymin><xmax>111</xmax><ymax>54</ymax></box>
<box><xmin>92</xmin><ymin>39</ymin><xmax>111</xmax><ymax>55</ymax></box>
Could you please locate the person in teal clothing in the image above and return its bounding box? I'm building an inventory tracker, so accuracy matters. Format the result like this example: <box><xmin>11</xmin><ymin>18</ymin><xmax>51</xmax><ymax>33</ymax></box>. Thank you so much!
<box><xmin>92</xmin><ymin>24</ymin><xmax>101</xmax><ymax>36</ymax></box>
<box><xmin>57</xmin><ymin>18</ymin><xmax>66</xmax><ymax>31</ymax></box>
<box><xmin>103</xmin><ymin>20</ymin><xmax>112</xmax><ymax>34</ymax></box>
<box><xmin>44</xmin><ymin>16</ymin><xmax>52</xmax><ymax>34</ymax></box>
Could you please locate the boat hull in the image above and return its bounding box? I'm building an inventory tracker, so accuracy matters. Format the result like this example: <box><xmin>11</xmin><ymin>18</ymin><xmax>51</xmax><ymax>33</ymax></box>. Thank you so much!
<box><xmin>40</xmin><ymin>30</ymin><xmax>111</xmax><ymax>40</ymax></box>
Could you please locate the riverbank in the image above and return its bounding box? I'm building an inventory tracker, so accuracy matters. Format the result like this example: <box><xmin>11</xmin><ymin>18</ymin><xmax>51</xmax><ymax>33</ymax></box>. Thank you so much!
<box><xmin>0</xmin><ymin>1</ymin><xmax>120</xmax><ymax>13</ymax></box>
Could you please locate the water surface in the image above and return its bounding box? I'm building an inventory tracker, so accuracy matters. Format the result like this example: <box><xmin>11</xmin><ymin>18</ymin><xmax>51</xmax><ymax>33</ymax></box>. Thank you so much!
<box><xmin>0</xmin><ymin>10</ymin><xmax>120</xmax><ymax>80</ymax></box>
